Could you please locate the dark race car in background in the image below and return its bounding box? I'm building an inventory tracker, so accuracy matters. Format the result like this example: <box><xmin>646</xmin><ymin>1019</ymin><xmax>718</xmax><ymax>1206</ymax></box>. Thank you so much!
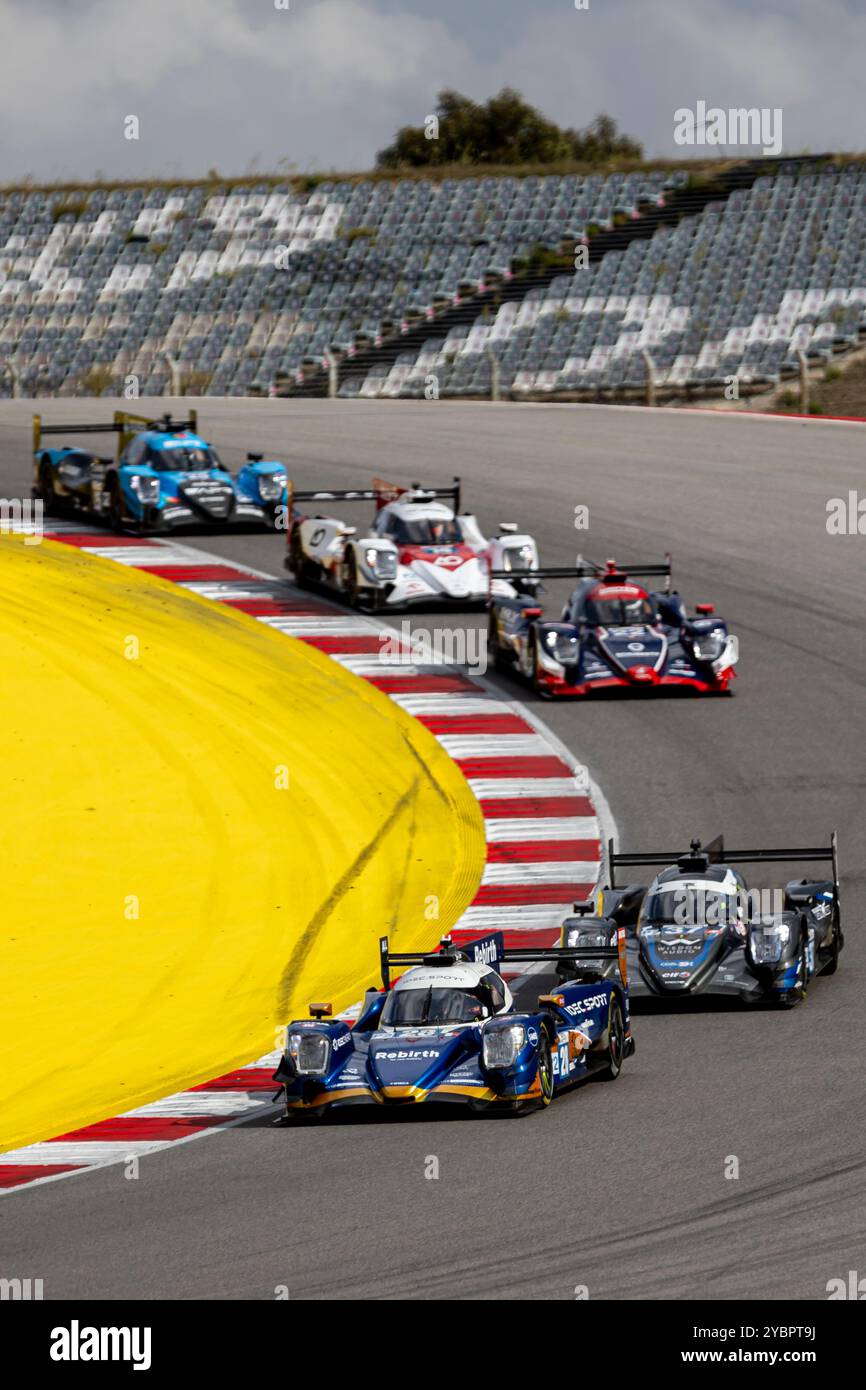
<box><xmin>556</xmin><ymin>834</ymin><xmax>841</xmax><ymax>1007</ymax></box>
<box><xmin>488</xmin><ymin>554</ymin><xmax>738</xmax><ymax>696</ymax></box>
<box><xmin>273</xmin><ymin>930</ymin><xmax>634</xmax><ymax>1120</ymax></box>
<box><xmin>32</xmin><ymin>409</ymin><xmax>288</xmax><ymax>533</ymax></box>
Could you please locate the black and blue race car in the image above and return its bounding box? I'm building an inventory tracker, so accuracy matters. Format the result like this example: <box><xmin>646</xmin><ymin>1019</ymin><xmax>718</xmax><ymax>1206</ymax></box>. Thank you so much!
<box><xmin>488</xmin><ymin>555</ymin><xmax>739</xmax><ymax>696</ymax></box>
<box><xmin>32</xmin><ymin>409</ymin><xmax>288</xmax><ymax>533</ymax></box>
<box><xmin>273</xmin><ymin>930</ymin><xmax>635</xmax><ymax>1120</ymax></box>
<box><xmin>556</xmin><ymin>835</ymin><xmax>841</xmax><ymax>1007</ymax></box>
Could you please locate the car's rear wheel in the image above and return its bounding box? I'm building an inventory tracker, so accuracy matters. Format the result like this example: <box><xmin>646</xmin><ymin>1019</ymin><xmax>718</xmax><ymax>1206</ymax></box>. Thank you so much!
<box><xmin>599</xmin><ymin>997</ymin><xmax>625</xmax><ymax>1080</ymax></box>
<box><xmin>820</xmin><ymin>912</ymin><xmax>841</xmax><ymax>975</ymax></box>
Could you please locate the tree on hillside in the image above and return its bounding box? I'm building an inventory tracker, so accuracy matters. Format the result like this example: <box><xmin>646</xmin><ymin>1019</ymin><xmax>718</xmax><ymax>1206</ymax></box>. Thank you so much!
<box><xmin>376</xmin><ymin>88</ymin><xmax>643</xmax><ymax>169</ymax></box>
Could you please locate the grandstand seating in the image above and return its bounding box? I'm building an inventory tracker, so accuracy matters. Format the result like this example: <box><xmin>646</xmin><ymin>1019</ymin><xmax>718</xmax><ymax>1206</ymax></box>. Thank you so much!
<box><xmin>1</xmin><ymin>164</ymin><xmax>864</xmax><ymax>402</ymax></box>
<box><xmin>345</xmin><ymin>167</ymin><xmax>866</xmax><ymax>401</ymax></box>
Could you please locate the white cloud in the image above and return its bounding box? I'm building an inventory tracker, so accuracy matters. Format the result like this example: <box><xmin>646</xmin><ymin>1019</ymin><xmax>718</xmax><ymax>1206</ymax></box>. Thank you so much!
<box><xmin>0</xmin><ymin>0</ymin><xmax>863</xmax><ymax>181</ymax></box>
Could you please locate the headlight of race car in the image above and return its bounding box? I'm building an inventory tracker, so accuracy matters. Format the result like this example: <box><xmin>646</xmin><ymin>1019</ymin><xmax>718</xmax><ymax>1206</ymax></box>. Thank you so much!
<box><xmin>257</xmin><ymin>471</ymin><xmax>287</xmax><ymax>502</ymax></box>
<box><xmin>690</xmin><ymin>628</ymin><xmax>727</xmax><ymax>661</ymax></box>
<box><xmin>749</xmin><ymin>922</ymin><xmax>790</xmax><ymax>963</ymax></box>
<box><xmin>545</xmin><ymin>629</ymin><xmax>579</xmax><ymax>664</ymax></box>
<box><xmin>129</xmin><ymin>474</ymin><xmax>160</xmax><ymax>505</ymax></box>
<box><xmin>364</xmin><ymin>547</ymin><xmax>398</xmax><ymax>579</ymax></box>
<box><xmin>482</xmin><ymin>1023</ymin><xmax>525</xmax><ymax>1069</ymax></box>
<box><xmin>502</xmin><ymin>544</ymin><xmax>535</xmax><ymax>573</ymax></box>
<box><xmin>288</xmin><ymin>1031</ymin><xmax>331</xmax><ymax>1076</ymax></box>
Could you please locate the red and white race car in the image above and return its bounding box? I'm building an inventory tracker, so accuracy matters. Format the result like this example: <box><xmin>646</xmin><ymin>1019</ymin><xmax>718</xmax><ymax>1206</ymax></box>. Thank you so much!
<box><xmin>285</xmin><ymin>476</ymin><xmax>539</xmax><ymax>610</ymax></box>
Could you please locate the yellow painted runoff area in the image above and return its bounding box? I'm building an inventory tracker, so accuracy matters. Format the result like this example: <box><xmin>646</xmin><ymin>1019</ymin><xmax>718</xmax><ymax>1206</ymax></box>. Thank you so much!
<box><xmin>0</xmin><ymin>535</ymin><xmax>485</xmax><ymax>1152</ymax></box>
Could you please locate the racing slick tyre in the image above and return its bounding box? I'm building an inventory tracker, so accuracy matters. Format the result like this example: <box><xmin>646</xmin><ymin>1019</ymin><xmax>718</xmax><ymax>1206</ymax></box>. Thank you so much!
<box><xmin>529</xmin><ymin>635</ymin><xmax>546</xmax><ymax>696</ymax></box>
<box><xmin>820</xmin><ymin>914</ymin><xmax>842</xmax><ymax>976</ymax></box>
<box><xmin>598</xmin><ymin>997</ymin><xmax>626</xmax><ymax>1080</ymax></box>
<box><xmin>487</xmin><ymin>613</ymin><xmax>507</xmax><ymax>672</ymax></box>
<box><xmin>536</xmin><ymin>1033</ymin><xmax>555</xmax><ymax>1106</ymax></box>
<box><xmin>345</xmin><ymin>551</ymin><xmax>364</xmax><ymax>611</ymax></box>
<box><xmin>38</xmin><ymin>459</ymin><xmax>59</xmax><ymax>516</ymax></box>
<box><xmin>780</xmin><ymin>937</ymin><xmax>809</xmax><ymax>1008</ymax></box>
<box><xmin>514</xmin><ymin>1034</ymin><xmax>554</xmax><ymax>1114</ymax></box>
<box><xmin>108</xmin><ymin>478</ymin><xmax>127</xmax><ymax>534</ymax></box>
<box><xmin>289</xmin><ymin>528</ymin><xmax>312</xmax><ymax>587</ymax></box>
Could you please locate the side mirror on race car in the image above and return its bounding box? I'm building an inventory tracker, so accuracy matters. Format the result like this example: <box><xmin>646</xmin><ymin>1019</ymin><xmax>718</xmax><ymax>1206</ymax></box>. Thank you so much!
<box><xmin>498</xmin><ymin>522</ymin><xmax>519</xmax><ymax>533</ymax></box>
<box><xmin>695</xmin><ymin>603</ymin><xmax>715</xmax><ymax>615</ymax></box>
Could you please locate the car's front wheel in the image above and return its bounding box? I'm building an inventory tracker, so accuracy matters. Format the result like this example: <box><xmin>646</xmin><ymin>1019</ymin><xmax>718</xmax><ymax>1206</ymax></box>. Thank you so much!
<box><xmin>536</xmin><ymin>1034</ymin><xmax>555</xmax><ymax>1106</ymax></box>
<box><xmin>345</xmin><ymin>551</ymin><xmax>363</xmax><ymax>609</ymax></box>
<box><xmin>780</xmin><ymin>937</ymin><xmax>809</xmax><ymax>1008</ymax></box>
<box><xmin>108</xmin><ymin>479</ymin><xmax>127</xmax><ymax>533</ymax></box>
<box><xmin>289</xmin><ymin>528</ymin><xmax>312</xmax><ymax>586</ymax></box>
<box><xmin>39</xmin><ymin>461</ymin><xmax>59</xmax><ymax>515</ymax></box>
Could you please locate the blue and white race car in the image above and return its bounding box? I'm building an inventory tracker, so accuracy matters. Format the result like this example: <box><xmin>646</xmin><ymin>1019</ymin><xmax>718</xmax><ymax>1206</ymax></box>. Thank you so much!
<box><xmin>32</xmin><ymin>410</ymin><xmax>288</xmax><ymax>533</ymax></box>
<box><xmin>273</xmin><ymin>931</ymin><xmax>634</xmax><ymax>1120</ymax></box>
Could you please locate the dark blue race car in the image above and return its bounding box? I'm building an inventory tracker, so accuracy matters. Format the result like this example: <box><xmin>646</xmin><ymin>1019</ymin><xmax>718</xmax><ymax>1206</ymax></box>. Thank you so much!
<box><xmin>273</xmin><ymin>931</ymin><xmax>635</xmax><ymax>1121</ymax></box>
<box><xmin>557</xmin><ymin>835</ymin><xmax>842</xmax><ymax>1007</ymax></box>
<box><xmin>32</xmin><ymin>409</ymin><xmax>288</xmax><ymax>533</ymax></box>
<box><xmin>488</xmin><ymin>555</ymin><xmax>739</xmax><ymax>697</ymax></box>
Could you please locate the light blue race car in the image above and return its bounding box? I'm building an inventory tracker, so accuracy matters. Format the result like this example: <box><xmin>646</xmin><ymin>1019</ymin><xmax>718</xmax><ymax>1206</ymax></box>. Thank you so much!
<box><xmin>32</xmin><ymin>409</ymin><xmax>287</xmax><ymax>533</ymax></box>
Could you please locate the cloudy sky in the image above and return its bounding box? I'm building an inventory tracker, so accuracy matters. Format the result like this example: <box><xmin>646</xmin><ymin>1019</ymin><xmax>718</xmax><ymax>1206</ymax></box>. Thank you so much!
<box><xmin>1</xmin><ymin>0</ymin><xmax>863</xmax><ymax>183</ymax></box>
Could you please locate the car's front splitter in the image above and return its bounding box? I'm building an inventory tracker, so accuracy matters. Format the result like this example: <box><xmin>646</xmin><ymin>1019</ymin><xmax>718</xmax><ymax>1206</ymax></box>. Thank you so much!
<box><xmin>537</xmin><ymin>671</ymin><xmax>734</xmax><ymax>698</ymax></box>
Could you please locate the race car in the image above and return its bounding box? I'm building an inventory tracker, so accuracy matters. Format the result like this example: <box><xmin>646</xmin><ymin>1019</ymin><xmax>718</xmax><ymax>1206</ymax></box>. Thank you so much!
<box><xmin>487</xmin><ymin>554</ymin><xmax>738</xmax><ymax>696</ymax></box>
<box><xmin>285</xmin><ymin>476</ymin><xmax>539</xmax><ymax>610</ymax></box>
<box><xmin>32</xmin><ymin>410</ymin><xmax>288</xmax><ymax>533</ymax></box>
<box><xmin>556</xmin><ymin>834</ymin><xmax>841</xmax><ymax>1007</ymax></box>
<box><xmin>273</xmin><ymin>930</ymin><xmax>634</xmax><ymax>1120</ymax></box>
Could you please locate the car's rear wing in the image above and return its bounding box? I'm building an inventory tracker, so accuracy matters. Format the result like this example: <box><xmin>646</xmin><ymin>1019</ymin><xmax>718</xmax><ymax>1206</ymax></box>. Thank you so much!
<box><xmin>33</xmin><ymin>410</ymin><xmax>198</xmax><ymax>463</ymax></box>
<box><xmin>488</xmin><ymin>554</ymin><xmax>672</xmax><ymax>591</ymax></box>
<box><xmin>371</xmin><ymin>475</ymin><xmax>461</xmax><ymax>513</ymax></box>
<box><xmin>380</xmin><ymin>930</ymin><xmax>503</xmax><ymax>989</ymax></box>
<box><xmin>500</xmin><ymin>939</ymin><xmax>628</xmax><ymax>990</ymax></box>
<box><xmin>571</xmin><ymin>554</ymin><xmax>672</xmax><ymax>586</ymax></box>
<box><xmin>608</xmin><ymin>832</ymin><xmax>838</xmax><ymax>893</ymax></box>
<box><xmin>380</xmin><ymin>930</ymin><xmax>627</xmax><ymax>989</ymax></box>
<box><xmin>287</xmin><ymin>476</ymin><xmax>462</xmax><ymax>527</ymax></box>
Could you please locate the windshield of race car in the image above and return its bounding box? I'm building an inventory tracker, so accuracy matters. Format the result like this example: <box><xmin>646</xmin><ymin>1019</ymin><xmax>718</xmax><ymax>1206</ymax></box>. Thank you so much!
<box><xmin>390</xmin><ymin>516</ymin><xmax>462</xmax><ymax>545</ymax></box>
<box><xmin>380</xmin><ymin>985</ymin><xmax>486</xmax><ymax>1026</ymax></box>
<box><xmin>588</xmin><ymin>595</ymin><xmax>657</xmax><ymax>625</ymax></box>
<box><xmin>643</xmin><ymin>887</ymin><xmax>741</xmax><ymax>927</ymax></box>
<box><xmin>149</xmin><ymin>444</ymin><xmax>224</xmax><ymax>472</ymax></box>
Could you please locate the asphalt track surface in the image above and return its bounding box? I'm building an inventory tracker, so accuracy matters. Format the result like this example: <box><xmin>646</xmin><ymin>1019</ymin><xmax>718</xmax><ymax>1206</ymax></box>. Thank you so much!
<box><xmin>2</xmin><ymin>399</ymin><xmax>865</xmax><ymax>1300</ymax></box>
